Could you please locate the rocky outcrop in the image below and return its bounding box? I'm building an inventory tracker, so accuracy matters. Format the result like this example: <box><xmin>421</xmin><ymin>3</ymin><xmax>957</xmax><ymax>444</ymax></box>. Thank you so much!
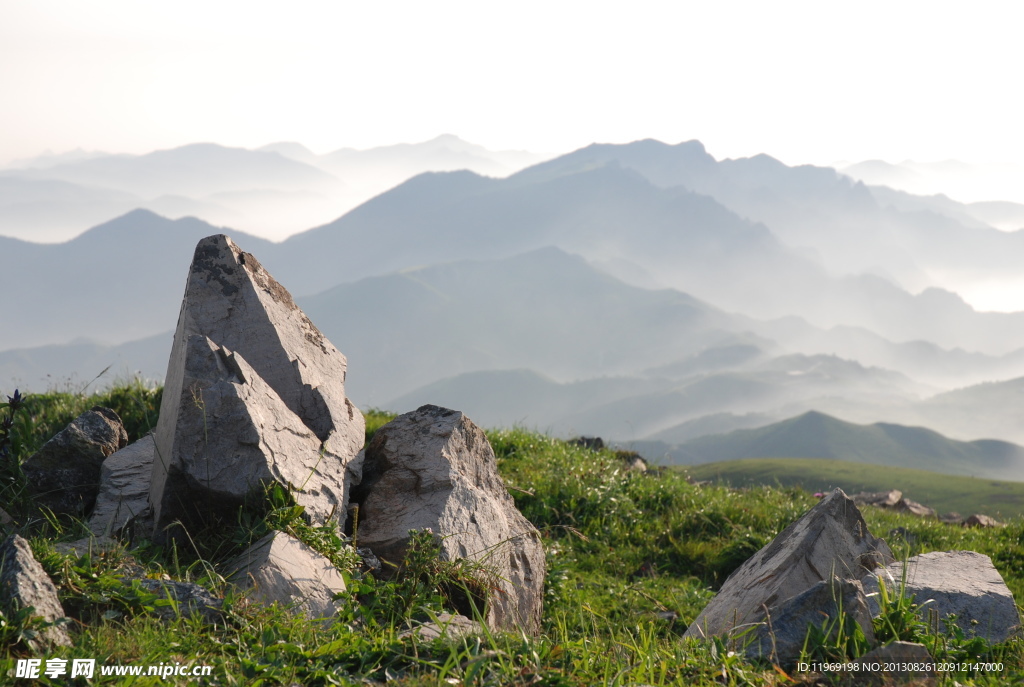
<box><xmin>745</xmin><ymin>576</ymin><xmax>874</xmax><ymax>666</ymax></box>
<box><xmin>683</xmin><ymin>488</ymin><xmax>893</xmax><ymax>641</ymax></box>
<box><xmin>863</xmin><ymin>551</ymin><xmax>1021</xmax><ymax>643</ymax></box>
<box><xmin>355</xmin><ymin>405</ymin><xmax>546</xmax><ymax>635</ymax></box>
<box><xmin>89</xmin><ymin>434</ymin><xmax>155</xmax><ymax>537</ymax></box>
<box><xmin>0</xmin><ymin>534</ymin><xmax>72</xmax><ymax>650</ymax></box>
<box><xmin>224</xmin><ymin>531</ymin><xmax>347</xmax><ymax>620</ymax></box>
<box><xmin>150</xmin><ymin>234</ymin><xmax>364</xmax><ymax>540</ymax></box>
<box><xmin>151</xmin><ymin>335</ymin><xmax>354</xmax><ymax>538</ymax></box>
<box><xmin>22</xmin><ymin>406</ymin><xmax>128</xmax><ymax>515</ymax></box>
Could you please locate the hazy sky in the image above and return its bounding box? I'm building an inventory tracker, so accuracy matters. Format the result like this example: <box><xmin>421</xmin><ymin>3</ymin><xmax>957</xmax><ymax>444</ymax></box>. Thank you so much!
<box><xmin>2</xmin><ymin>0</ymin><xmax>1021</xmax><ymax>169</ymax></box>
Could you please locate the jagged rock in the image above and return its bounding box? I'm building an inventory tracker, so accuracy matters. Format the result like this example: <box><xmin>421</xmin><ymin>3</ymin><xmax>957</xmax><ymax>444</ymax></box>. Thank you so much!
<box><xmin>355</xmin><ymin>405</ymin><xmax>546</xmax><ymax>635</ymax></box>
<box><xmin>151</xmin><ymin>234</ymin><xmax>364</xmax><ymax>540</ymax></box>
<box><xmin>224</xmin><ymin>531</ymin><xmax>347</xmax><ymax>620</ymax></box>
<box><xmin>851</xmin><ymin>489</ymin><xmax>902</xmax><ymax>508</ymax></box>
<box><xmin>0</xmin><ymin>534</ymin><xmax>72</xmax><ymax>650</ymax></box>
<box><xmin>850</xmin><ymin>642</ymin><xmax>936</xmax><ymax>685</ymax></box>
<box><xmin>683</xmin><ymin>488</ymin><xmax>893</xmax><ymax>641</ymax></box>
<box><xmin>89</xmin><ymin>434</ymin><xmax>155</xmax><ymax>538</ymax></box>
<box><xmin>151</xmin><ymin>336</ymin><xmax>353</xmax><ymax>538</ymax></box>
<box><xmin>964</xmin><ymin>514</ymin><xmax>1003</xmax><ymax>528</ymax></box>
<box><xmin>134</xmin><ymin>578</ymin><xmax>222</xmax><ymax>623</ymax></box>
<box><xmin>745</xmin><ymin>576</ymin><xmax>874</xmax><ymax>667</ymax></box>
<box><xmin>22</xmin><ymin>406</ymin><xmax>128</xmax><ymax>515</ymax></box>
<box><xmin>398</xmin><ymin>612</ymin><xmax>483</xmax><ymax>641</ymax></box>
<box><xmin>893</xmin><ymin>497</ymin><xmax>936</xmax><ymax>518</ymax></box>
<box><xmin>862</xmin><ymin>551</ymin><xmax>1020</xmax><ymax>643</ymax></box>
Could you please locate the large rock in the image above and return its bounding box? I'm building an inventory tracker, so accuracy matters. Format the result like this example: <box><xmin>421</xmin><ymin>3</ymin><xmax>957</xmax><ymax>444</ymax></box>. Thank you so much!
<box><xmin>0</xmin><ymin>534</ymin><xmax>72</xmax><ymax>650</ymax></box>
<box><xmin>224</xmin><ymin>531</ymin><xmax>346</xmax><ymax>620</ymax></box>
<box><xmin>22</xmin><ymin>406</ymin><xmax>128</xmax><ymax>515</ymax></box>
<box><xmin>152</xmin><ymin>336</ymin><xmax>353</xmax><ymax>537</ymax></box>
<box><xmin>151</xmin><ymin>235</ymin><xmax>364</xmax><ymax>538</ymax></box>
<box><xmin>862</xmin><ymin>550</ymin><xmax>1020</xmax><ymax>643</ymax></box>
<box><xmin>683</xmin><ymin>488</ymin><xmax>893</xmax><ymax>641</ymax></box>
<box><xmin>355</xmin><ymin>405</ymin><xmax>546</xmax><ymax>635</ymax></box>
<box><xmin>745</xmin><ymin>576</ymin><xmax>875</xmax><ymax>666</ymax></box>
<box><xmin>89</xmin><ymin>434</ymin><xmax>155</xmax><ymax>538</ymax></box>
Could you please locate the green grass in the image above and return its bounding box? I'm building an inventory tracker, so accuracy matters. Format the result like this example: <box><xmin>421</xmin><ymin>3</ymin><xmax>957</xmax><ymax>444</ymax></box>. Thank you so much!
<box><xmin>684</xmin><ymin>457</ymin><xmax>1024</xmax><ymax>521</ymax></box>
<box><xmin>2</xmin><ymin>386</ymin><xmax>1024</xmax><ymax>685</ymax></box>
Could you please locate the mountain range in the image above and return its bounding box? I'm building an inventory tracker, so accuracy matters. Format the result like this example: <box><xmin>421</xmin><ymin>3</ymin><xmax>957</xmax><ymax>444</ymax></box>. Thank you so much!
<box><xmin>3</xmin><ymin>137</ymin><xmax>1024</xmax><ymax>477</ymax></box>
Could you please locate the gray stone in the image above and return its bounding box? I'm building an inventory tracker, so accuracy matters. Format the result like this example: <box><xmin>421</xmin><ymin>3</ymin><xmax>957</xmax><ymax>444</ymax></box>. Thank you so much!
<box><xmin>224</xmin><ymin>531</ymin><xmax>347</xmax><ymax>620</ymax></box>
<box><xmin>152</xmin><ymin>234</ymin><xmax>364</xmax><ymax>539</ymax></box>
<box><xmin>851</xmin><ymin>489</ymin><xmax>902</xmax><ymax>508</ymax></box>
<box><xmin>894</xmin><ymin>497</ymin><xmax>936</xmax><ymax>518</ymax></box>
<box><xmin>862</xmin><ymin>550</ymin><xmax>1020</xmax><ymax>643</ymax></box>
<box><xmin>850</xmin><ymin>642</ymin><xmax>936</xmax><ymax>685</ymax></box>
<box><xmin>683</xmin><ymin>488</ymin><xmax>893</xmax><ymax>641</ymax></box>
<box><xmin>398</xmin><ymin>612</ymin><xmax>483</xmax><ymax>641</ymax></box>
<box><xmin>54</xmin><ymin>535</ymin><xmax>119</xmax><ymax>557</ymax></box>
<box><xmin>940</xmin><ymin>512</ymin><xmax>963</xmax><ymax>525</ymax></box>
<box><xmin>964</xmin><ymin>514</ymin><xmax>1003</xmax><ymax>528</ymax></box>
<box><xmin>89</xmin><ymin>434</ymin><xmax>155</xmax><ymax>538</ymax></box>
<box><xmin>355</xmin><ymin>405</ymin><xmax>546</xmax><ymax>635</ymax></box>
<box><xmin>745</xmin><ymin>576</ymin><xmax>875</xmax><ymax>667</ymax></box>
<box><xmin>0</xmin><ymin>534</ymin><xmax>72</xmax><ymax>650</ymax></box>
<box><xmin>152</xmin><ymin>336</ymin><xmax>354</xmax><ymax>539</ymax></box>
<box><xmin>134</xmin><ymin>578</ymin><xmax>222</xmax><ymax>623</ymax></box>
<box><xmin>22</xmin><ymin>406</ymin><xmax>128</xmax><ymax>515</ymax></box>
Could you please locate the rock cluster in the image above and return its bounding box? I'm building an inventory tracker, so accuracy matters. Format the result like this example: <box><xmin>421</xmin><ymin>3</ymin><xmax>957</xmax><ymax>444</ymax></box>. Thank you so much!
<box><xmin>20</xmin><ymin>234</ymin><xmax>545</xmax><ymax>639</ymax></box>
<box><xmin>851</xmin><ymin>489</ymin><xmax>1004</xmax><ymax>526</ymax></box>
<box><xmin>685</xmin><ymin>488</ymin><xmax>1022</xmax><ymax>668</ymax></box>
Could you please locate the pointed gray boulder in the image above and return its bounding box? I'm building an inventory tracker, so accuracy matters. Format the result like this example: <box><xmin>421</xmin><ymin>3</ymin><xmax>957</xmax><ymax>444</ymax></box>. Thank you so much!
<box><xmin>355</xmin><ymin>405</ymin><xmax>545</xmax><ymax>635</ymax></box>
<box><xmin>151</xmin><ymin>235</ymin><xmax>364</xmax><ymax>538</ymax></box>
<box><xmin>683</xmin><ymin>488</ymin><xmax>893</xmax><ymax>642</ymax></box>
<box><xmin>153</xmin><ymin>336</ymin><xmax>353</xmax><ymax>537</ymax></box>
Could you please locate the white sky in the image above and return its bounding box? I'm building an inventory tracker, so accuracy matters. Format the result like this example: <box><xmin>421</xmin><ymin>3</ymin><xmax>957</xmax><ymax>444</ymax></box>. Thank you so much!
<box><xmin>1</xmin><ymin>0</ymin><xmax>1021</xmax><ymax>169</ymax></box>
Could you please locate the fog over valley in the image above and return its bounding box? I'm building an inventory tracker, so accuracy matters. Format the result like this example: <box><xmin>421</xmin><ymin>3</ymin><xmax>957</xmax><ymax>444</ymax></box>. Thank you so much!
<box><xmin>3</xmin><ymin>136</ymin><xmax>1024</xmax><ymax>479</ymax></box>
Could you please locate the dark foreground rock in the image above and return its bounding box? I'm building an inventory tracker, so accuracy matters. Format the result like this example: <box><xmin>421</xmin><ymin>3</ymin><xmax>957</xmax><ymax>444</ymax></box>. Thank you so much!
<box><xmin>22</xmin><ymin>406</ymin><xmax>128</xmax><ymax>516</ymax></box>
<box><xmin>0</xmin><ymin>534</ymin><xmax>72</xmax><ymax>650</ymax></box>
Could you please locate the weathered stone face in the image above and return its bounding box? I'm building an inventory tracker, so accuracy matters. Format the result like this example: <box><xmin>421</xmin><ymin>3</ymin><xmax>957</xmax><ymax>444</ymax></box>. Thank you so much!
<box><xmin>683</xmin><ymin>488</ymin><xmax>893</xmax><ymax>641</ymax></box>
<box><xmin>153</xmin><ymin>336</ymin><xmax>353</xmax><ymax>538</ymax></box>
<box><xmin>224</xmin><ymin>531</ymin><xmax>347</xmax><ymax>620</ymax></box>
<box><xmin>862</xmin><ymin>550</ymin><xmax>1021</xmax><ymax>644</ymax></box>
<box><xmin>22</xmin><ymin>406</ymin><xmax>128</xmax><ymax>515</ymax></box>
<box><xmin>151</xmin><ymin>234</ymin><xmax>364</xmax><ymax>539</ymax></box>
<box><xmin>0</xmin><ymin>534</ymin><xmax>72</xmax><ymax>650</ymax></box>
<box><xmin>355</xmin><ymin>405</ymin><xmax>546</xmax><ymax>635</ymax></box>
<box><xmin>89</xmin><ymin>434</ymin><xmax>156</xmax><ymax>538</ymax></box>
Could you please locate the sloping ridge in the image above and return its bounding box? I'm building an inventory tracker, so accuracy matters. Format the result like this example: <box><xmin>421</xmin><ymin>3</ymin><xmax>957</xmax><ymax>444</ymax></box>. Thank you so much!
<box><xmin>673</xmin><ymin>410</ymin><xmax>1024</xmax><ymax>479</ymax></box>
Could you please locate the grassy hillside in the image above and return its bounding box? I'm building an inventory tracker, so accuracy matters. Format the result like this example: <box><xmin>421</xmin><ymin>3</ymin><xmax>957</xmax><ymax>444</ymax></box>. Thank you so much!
<box><xmin>2</xmin><ymin>384</ymin><xmax>1023</xmax><ymax>685</ymax></box>
<box><xmin>684</xmin><ymin>457</ymin><xmax>1024</xmax><ymax>521</ymax></box>
<box><xmin>667</xmin><ymin>410</ymin><xmax>1024</xmax><ymax>481</ymax></box>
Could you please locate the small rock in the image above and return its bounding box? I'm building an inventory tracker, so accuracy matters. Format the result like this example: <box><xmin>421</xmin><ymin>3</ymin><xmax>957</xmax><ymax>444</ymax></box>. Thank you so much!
<box><xmin>893</xmin><ymin>498</ymin><xmax>936</xmax><ymax>518</ymax></box>
<box><xmin>398</xmin><ymin>612</ymin><xmax>482</xmax><ymax>641</ymax></box>
<box><xmin>964</xmin><ymin>514</ymin><xmax>1003</xmax><ymax>528</ymax></box>
<box><xmin>851</xmin><ymin>489</ymin><xmax>903</xmax><ymax>508</ymax></box>
<box><xmin>939</xmin><ymin>512</ymin><xmax>963</xmax><ymax>525</ymax></box>
<box><xmin>134</xmin><ymin>578</ymin><xmax>222</xmax><ymax>623</ymax></box>
<box><xmin>224</xmin><ymin>531</ymin><xmax>347</xmax><ymax>621</ymax></box>
<box><xmin>22</xmin><ymin>406</ymin><xmax>128</xmax><ymax>515</ymax></box>
<box><xmin>571</xmin><ymin>436</ymin><xmax>605</xmax><ymax>451</ymax></box>
<box><xmin>54</xmin><ymin>535</ymin><xmax>120</xmax><ymax>557</ymax></box>
<box><xmin>0</xmin><ymin>534</ymin><xmax>72</xmax><ymax>650</ymax></box>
